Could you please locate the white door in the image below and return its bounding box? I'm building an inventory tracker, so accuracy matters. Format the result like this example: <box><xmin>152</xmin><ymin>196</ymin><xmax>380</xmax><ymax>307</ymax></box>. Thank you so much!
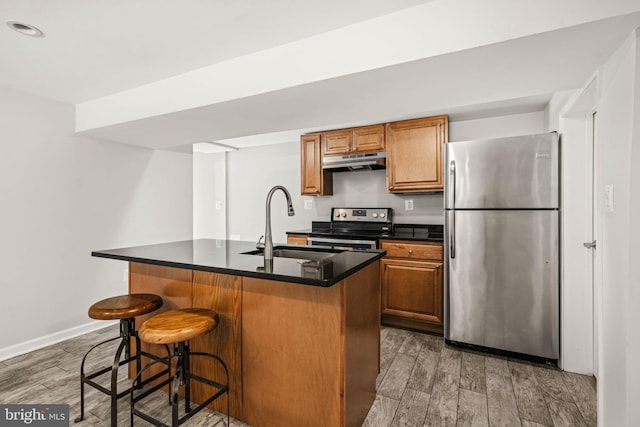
<box><xmin>559</xmin><ymin>82</ymin><xmax>600</xmax><ymax>375</ymax></box>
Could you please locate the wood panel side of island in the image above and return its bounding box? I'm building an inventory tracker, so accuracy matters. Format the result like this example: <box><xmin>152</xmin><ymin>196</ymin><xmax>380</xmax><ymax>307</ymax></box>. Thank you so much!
<box><xmin>242</xmin><ymin>276</ymin><xmax>343</xmax><ymax>427</ymax></box>
<box><xmin>191</xmin><ymin>271</ymin><xmax>243</xmax><ymax>419</ymax></box>
<box><xmin>343</xmin><ymin>261</ymin><xmax>381</xmax><ymax>427</ymax></box>
<box><xmin>242</xmin><ymin>261</ymin><xmax>381</xmax><ymax>427</ymax></box>
<box><xmin>128</xmin><ymin>263</ymin><xmax>193</xmax><ymax>380</ymax></box>
<box><xmin>126</xmin><ymin>258</ymin><xmax>381</xmax><ymax>427</ymax></box>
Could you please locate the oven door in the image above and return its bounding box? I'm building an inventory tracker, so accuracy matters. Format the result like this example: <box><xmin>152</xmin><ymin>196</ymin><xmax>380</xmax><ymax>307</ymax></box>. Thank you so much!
<box><xmin>307</xmin><ymin>236</ymin><xmax>377</xmax><ymax>251</ymax></box>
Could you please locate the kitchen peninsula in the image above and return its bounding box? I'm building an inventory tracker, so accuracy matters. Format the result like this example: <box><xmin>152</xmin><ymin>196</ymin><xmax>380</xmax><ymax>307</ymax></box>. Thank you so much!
<box><xmin>92</xmin><ymin>239</ymin><xmax>384</xmax><ymax>427</ymax></box>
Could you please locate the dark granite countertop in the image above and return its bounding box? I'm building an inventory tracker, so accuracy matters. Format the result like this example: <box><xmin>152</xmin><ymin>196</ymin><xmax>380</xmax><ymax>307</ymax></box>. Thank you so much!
<box><xmin>92</xmin><ymin>239</ymin><xmax>384</xmax><ymax>287</ymax></box>
<box><xmin>381</xmin><ymin>224</ymin><xmax>444</xmax><ymax>243</ymax></box>
<box><xmin>287</xmin><ymin>224</ymin><xmax>444</xmax><ymax>243</ymax></box>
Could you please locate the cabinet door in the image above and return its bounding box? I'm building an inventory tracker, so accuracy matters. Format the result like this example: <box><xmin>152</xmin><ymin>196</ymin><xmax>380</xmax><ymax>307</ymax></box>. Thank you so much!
<box><xmin>322</xmin><ymin>129</ymin><xmax>352</xmax><ymax>155</ymax></box>
<box><xmin>386</xmin><ymin>116</ymin><xmax>448</xmax><ymax>193</ymax></box>
<box><xmin>353</xmin><ymin>124</ymin><xmax>385</xmax><ymax>152</ymax></box>
<box><xmin>381</xmin><ymin>258</ymin><xmax>443</xmax><ymax>325</ymax></box>
<box><xmin>300</xmin><ymin>134</ymin><xmax>333</xmax><ymax>196</ymax></box>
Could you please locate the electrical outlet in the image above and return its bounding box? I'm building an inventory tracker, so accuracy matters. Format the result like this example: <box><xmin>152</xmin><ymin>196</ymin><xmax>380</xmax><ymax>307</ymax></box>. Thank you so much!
<box><xmin>304</xmin><ymin>200</ymin><xmax>313</xmax><ymax>210</ymax></box>
<box><xmin>405</xmin><ymin>199</ymin><xmax>414</xmax><ymax>211</ymax></box>
<box><xmin>215</xmin><ymin>201</ymin><xmax>222</xmax><ymax>210</ymax></box>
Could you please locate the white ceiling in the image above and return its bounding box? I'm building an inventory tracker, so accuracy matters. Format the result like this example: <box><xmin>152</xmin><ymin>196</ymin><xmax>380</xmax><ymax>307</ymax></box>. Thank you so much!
<box><xmin>2</xmin><ymin>0</ymin><xmax>640</xmax><ymax>150</ymax></box>
<box><xmin>0</xmin><ymin>0</ymin><xmax>430</xmax><ymax>103</ymax></box>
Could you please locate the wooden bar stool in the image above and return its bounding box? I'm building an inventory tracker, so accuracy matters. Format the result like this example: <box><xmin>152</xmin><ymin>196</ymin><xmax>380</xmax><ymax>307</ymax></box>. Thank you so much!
<box><xmin>131</xmin><ymin>308</ymin><xmax>230</xmax><ymax>427</ymax></box>
<box><xmin>75</xmin><ymin>293</ymin><xmax>169</xmax><ymax>426</ymax></box>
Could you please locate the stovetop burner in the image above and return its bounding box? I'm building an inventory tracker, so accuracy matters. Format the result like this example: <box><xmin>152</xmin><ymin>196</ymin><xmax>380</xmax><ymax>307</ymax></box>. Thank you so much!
<box><xmin>306</xmin><ymin>207</ymin><xmax>443</xmax><ymax>250</ymax></box>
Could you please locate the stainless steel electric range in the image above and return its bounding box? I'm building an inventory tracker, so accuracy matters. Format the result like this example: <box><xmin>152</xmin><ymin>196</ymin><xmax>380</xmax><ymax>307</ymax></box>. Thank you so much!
<box><xmin>307</xmin><ymin>208</ymin><xmax>393</xmax><ymax>251</ymax></box>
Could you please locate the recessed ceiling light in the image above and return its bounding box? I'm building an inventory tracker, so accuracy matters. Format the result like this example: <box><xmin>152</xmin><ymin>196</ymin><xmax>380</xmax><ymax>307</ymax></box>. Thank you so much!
<box><xmin>6</xmin><ymin>21</ymin><xmax>44</xmax><ymax>38</ymax></box>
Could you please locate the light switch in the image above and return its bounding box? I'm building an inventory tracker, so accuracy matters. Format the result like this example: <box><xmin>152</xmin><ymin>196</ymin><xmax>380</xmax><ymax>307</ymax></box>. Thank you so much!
<box><xmin>215</xmin><ymin>201</ymin><xmax>222</xmax><ymax>210</ymax></box>
<box><xmin>405</xmin><ymin>200</ymin><xmax>414</xmax><ymax>211</ymax></box>
<box><xmin>605</xmin><ymin>184</ymin><xmax>614</xmax><ymax>212</ymax></box>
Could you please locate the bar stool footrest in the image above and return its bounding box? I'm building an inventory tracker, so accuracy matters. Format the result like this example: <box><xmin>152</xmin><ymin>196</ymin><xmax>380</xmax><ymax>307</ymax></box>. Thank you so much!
<box><xmin>131</xmin><ymin>350</ymin><xmax>229</xmax><ymax>427</ymax></box>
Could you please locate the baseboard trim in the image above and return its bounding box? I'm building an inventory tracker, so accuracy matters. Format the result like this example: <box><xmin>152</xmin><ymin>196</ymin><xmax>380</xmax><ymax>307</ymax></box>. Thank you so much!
<box><xmin>0</xmin><ymin>320</ymin><xmax>119</xmax><ymax>362</ymax></box>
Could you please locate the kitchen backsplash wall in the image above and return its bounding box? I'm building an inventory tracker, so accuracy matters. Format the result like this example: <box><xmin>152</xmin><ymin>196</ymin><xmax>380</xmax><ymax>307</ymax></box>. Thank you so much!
<box><xmin>312</xmin><ymin>169</ymin><xmax>444</xmax><ymax>224</ymax></box>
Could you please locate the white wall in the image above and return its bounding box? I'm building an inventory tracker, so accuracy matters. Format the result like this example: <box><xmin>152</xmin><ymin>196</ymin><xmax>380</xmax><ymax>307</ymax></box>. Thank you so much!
<box><xmin>556</xmin><ymin>28</ymin><xmax>640</xmax><ymax>426</ymax></box>
<box><xmin>593</xmin><ymin>29</ymin><xmax>639</xmax><ymax>426</ymax></box>
<box><xmin>449</xmin><ymin>111</ymin><xmax>545</xmax><ymax>141</ymax></box>
<box><xmin>194</xmin><ymin>152</ymin><xmax>226</xmax><ymax>239</ymax></box>
<box><xmin>0</xmin><ymin>87</ymin><xmax>193</xmax><ymax>359</ymax></box>
<box><xmin>626</xmin><ymin>32</ymin><xmax>640</xmax><ymax>423</ymax></box>
<box><xmin>221</xmin><ymin>112</ymin><xmax>544</xmax><ymax>243</ymax></box>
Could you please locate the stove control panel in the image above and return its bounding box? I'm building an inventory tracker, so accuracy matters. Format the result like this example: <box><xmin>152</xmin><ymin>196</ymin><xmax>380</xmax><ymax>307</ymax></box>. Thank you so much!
<box><xmin>331</xmin><ymin>208</ymin><xmax>392</xmax><ymax>223</ymax></box>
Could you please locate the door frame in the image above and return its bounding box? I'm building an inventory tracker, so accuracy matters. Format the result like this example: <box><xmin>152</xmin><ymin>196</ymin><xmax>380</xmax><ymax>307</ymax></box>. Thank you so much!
<box><xmin>558</xmin><ymin>75</ymin><xmax>601</xmax><ymax>375</ymax></box>
<box><xmin>585</xmin><ymin>108</ymin><xmax>602</xmax><ymax>378</ymax></box>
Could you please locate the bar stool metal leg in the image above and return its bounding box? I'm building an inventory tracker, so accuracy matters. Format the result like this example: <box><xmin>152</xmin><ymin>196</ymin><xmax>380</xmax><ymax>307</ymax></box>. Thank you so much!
<box><xmin>76</xmin><ymin>293</ymin><xmax>164</xmax><ymax>425</ymax></box>
<box><xmin>75</xmin><ymin>328</ymin><xmax>124</xmax><ymax>425</ymax></box>
<box><xmin>75</xmin><ymin>318</ymin><xmax>170</xmax><ymax>426</ymax></box>
<box><xmin>131</xmin><ymin>342</ymin><xmax>230</xmax><ymax>427</ymax></box>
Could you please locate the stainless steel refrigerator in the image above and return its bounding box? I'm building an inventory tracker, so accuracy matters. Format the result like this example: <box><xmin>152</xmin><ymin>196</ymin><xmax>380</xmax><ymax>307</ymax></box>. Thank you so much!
<box><xmin>444</xmin><ymin>132</ymin><xmax>559</xmax><ymax>362</ymax></box>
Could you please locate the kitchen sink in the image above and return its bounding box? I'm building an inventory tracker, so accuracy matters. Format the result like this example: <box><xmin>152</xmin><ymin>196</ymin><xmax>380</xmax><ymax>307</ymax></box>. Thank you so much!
<box><xmin>242</xmin><ymin>246</ymin><xmax>340</xmax><ymax>261</ymax></box>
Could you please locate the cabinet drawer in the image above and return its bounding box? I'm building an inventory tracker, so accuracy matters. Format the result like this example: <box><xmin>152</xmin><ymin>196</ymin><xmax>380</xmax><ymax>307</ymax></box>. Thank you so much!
<box><xmin>380</xmin><ymin>240</ymin><xmax>443</xmax><ymax>260</ymax></box>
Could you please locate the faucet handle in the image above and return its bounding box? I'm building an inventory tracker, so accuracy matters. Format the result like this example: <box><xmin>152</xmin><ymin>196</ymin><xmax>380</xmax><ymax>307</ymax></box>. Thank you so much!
<box><xmin>256</xmin><ymin>235</ymin><xmax>265</xmax><ymax>249</ymax></box>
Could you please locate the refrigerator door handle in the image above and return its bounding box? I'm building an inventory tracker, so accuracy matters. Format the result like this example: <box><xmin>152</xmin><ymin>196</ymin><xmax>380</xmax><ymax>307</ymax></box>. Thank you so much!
<box><xmin>449</xmin><ymin>160</ymin><xmax>456</xmax><ymax>209</ymax></box>
<box><xmin>449</xmin><ymin>210</ymin><xmax>455</xmax><ymax>259</ymax></box>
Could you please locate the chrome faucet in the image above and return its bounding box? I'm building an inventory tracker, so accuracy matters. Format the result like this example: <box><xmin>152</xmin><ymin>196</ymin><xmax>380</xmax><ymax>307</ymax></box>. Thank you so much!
<box><xmin>257</xmin><ymin>185</ymin><xmax>295</xmax><ymax>260</ymax></box>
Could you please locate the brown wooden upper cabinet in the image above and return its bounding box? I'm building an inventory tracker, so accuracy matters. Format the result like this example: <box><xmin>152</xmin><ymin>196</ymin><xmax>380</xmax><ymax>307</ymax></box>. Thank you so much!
<box><xmin>300</xmin><ymin>133</ymin><xmax>333</xmax><ymax>196</ymax></box>
<box><xmin>322</xmin><ymin>124</ymin><xmax>385</xmax><ymax>155</ymax></box>
<box><xmin>386</xmin><ymin>115</ymin><xmax>448</xmax><ymax>193</ymax></box>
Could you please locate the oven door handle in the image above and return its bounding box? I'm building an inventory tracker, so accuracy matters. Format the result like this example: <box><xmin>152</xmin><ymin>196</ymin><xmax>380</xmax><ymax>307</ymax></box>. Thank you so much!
<box><xmin>307</xmin><ymin>236</ymin><xmax>377</xmax><ymax>246</ymax></box>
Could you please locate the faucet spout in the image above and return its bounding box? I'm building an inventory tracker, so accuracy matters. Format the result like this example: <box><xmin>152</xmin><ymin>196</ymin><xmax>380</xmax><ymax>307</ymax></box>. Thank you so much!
<box><xmin>263</xmin><ymin>185</ymin><xmax>295</xmax><ymax>261</ymax></box>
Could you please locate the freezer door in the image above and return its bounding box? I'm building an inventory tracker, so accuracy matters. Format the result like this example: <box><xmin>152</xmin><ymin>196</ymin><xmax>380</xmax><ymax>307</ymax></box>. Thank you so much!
<box><xmin>445</xmin><ymin>210</ymin><xmax>559</xmax><ymax>359</ymax></box>
<box><xmin>445</xmin><ymin>132</ymin><xmax>559</xmax><ymax>209</ymax></box>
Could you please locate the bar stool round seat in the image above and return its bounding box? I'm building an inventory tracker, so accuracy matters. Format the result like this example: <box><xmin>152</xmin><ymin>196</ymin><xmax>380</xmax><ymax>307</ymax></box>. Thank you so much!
<box><xmin>88</xmin><ymin>293</ymin><xmax>163</xmax><ymax>320</ymax></box>
<box><xmin>131</xmin><ymin>308</ymin><xmax>229</xmax><ymax>427</ymax></box>
<box><xmin>139</xmin><ymin>308</ymin><xmax>218</xmax><ymax>344</ymax></box>
<box><xmin>76</xmin><ymin>293</ymin><xmax>168</xmax><ymax>427</ymax></box>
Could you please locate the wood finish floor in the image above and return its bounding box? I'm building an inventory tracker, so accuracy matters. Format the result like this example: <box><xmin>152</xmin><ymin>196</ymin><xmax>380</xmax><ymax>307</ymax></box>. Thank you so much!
<box><xmin>365</xmin><ymin>327</ymin><xmax>596</xmax><ymax>427</ymax></box>
<box><xmin>0</xmin><ymin>325</ymin><xmax>596</xmax><ymax>426</ymax></box>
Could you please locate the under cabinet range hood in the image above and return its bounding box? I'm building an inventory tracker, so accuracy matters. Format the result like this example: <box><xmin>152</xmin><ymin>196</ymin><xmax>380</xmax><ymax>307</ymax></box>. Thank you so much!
<box><xmin>322</xmin><ymin>151</ymin><xmax>386</xmax><ymax>172</ymax></box>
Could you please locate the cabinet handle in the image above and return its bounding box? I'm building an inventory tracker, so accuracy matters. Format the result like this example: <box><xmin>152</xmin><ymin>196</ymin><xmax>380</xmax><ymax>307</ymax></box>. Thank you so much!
<box><xmin>408</xmin><ymin>249</ymin><xmax>413</xmax><ymax>255</ymax></box>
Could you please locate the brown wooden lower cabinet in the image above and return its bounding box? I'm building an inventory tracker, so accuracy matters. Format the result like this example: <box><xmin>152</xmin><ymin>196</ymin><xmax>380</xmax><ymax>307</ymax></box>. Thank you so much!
<box><xmin>380</xmin><ymin>240</ymin><xmax>444</xmax><ymax>334</ymax></box>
